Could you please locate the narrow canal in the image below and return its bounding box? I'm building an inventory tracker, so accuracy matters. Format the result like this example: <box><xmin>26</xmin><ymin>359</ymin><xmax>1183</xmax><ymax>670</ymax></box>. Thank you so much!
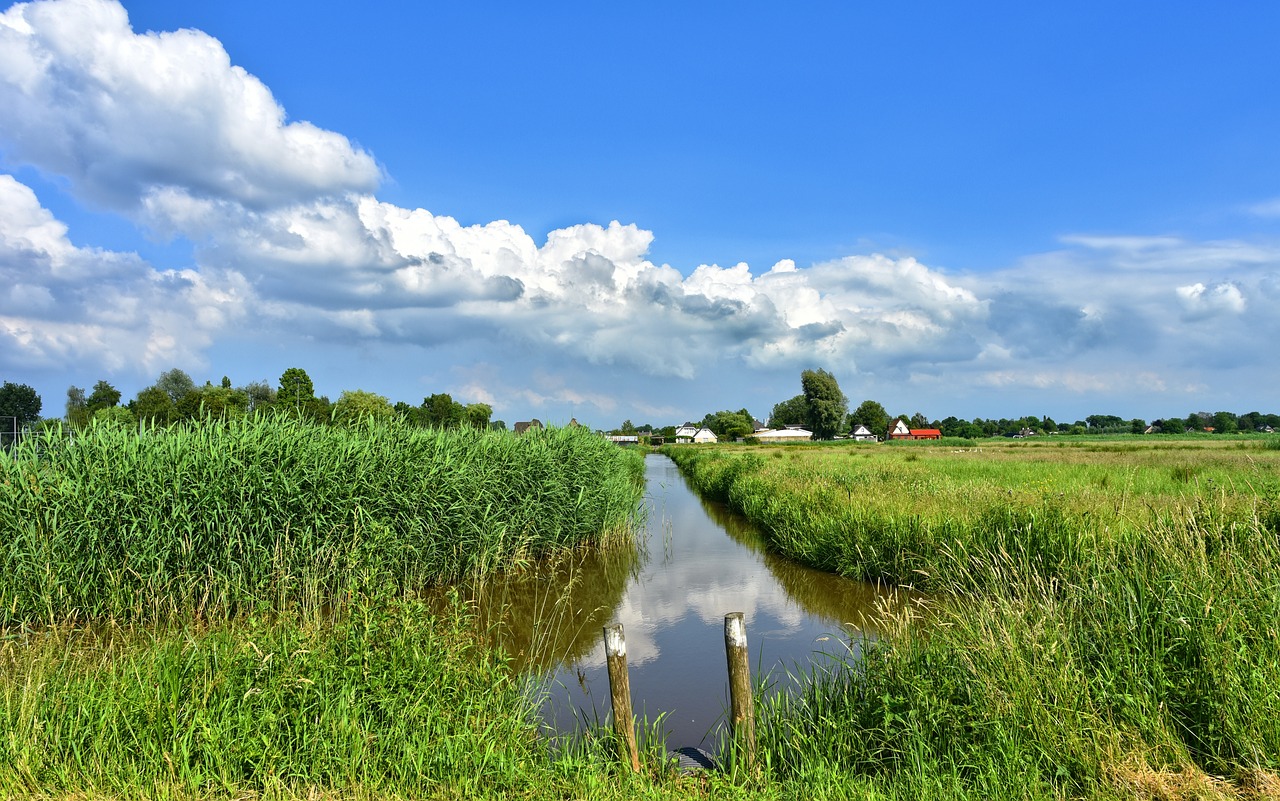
<box><xmin>459</xmin><ymin>453</ymin><xmax>905</xmax><ymax>750</ymax></box>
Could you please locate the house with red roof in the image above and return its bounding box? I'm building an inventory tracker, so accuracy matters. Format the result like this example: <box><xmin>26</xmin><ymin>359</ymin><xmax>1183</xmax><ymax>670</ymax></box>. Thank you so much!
<box><xmin>888</xmin><ymin>419</ymin><xmax>941</xmax><ymax>440</ymax></box>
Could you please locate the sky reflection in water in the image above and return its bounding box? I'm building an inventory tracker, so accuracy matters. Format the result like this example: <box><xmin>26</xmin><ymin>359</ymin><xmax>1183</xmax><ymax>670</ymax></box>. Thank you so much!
<box><xmin>457</xmin><ymin>453</ymin><xmax>908</xmax><ymax>749</ymax></box>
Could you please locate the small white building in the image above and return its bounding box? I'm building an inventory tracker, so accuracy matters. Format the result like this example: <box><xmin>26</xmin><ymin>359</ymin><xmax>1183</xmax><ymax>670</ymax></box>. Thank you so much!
<box><xmin>675</xmin><ymin>424</ymin><xmax>718</xmax><ymax>444</ymax></box>
<box><xmin>754</xmin><ymin>427</ymin><xmax>812</xmax><ymax>442</ymax></box>
<box><xmin>850</xmin><ymin>424</ymin><xmax>876</xmax><ymax>442</ymax></box>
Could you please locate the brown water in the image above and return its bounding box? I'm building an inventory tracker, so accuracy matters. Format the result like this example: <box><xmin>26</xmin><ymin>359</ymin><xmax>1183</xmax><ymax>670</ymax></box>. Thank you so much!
<box><xmin>453</xmin><ymin>453</ymin><xmax>905</xmax><ymax>750</ymax></box>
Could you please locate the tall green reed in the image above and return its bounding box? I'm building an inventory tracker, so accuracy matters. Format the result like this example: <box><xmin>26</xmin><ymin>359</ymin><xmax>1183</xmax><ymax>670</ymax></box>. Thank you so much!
<box><xmin>0</xmin><ymin>417</ymin><xmax>644</xmax><ymax>624</ymax></box>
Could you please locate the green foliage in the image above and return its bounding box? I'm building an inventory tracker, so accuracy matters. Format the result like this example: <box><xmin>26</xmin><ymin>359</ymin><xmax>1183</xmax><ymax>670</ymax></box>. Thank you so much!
<box><xmin>276</xmin><ymin>367</ymin><xmax>315</xmax><ymax>415</ymax></box>
<box><xmin>801</xmin><ymin>368</ymin><xmax>846</xmax><ymax>440</ymax></box>
<box><xmin>154</xmin><ymin>368</ymin><xmax>196</xmax><ymax>403</ymax></box>
<box><xmin>463</xmin><ymin>402</ymin><xmax>492</xmax><ymax>429</ymax></box>
<box><xmin>848</xmin><ymin>399</ymin><xmax>890</xmax><ymax>439</ymax></box>
<box><xmin>770</xmin><ymin>393</ymin><xmax>808</xmax><ymax>428</ymax></box>
<box><xmin>701</xmin><ymin>408</ymin><xmax>755</xmax><ymax>441</ymax></box>
<box><xmin>65</xmin><ymin>385</ymin><xmax>89</xmax><ymax>428</ymax></box>
<box><xmin>665</xmin><ymin>440</ymin><xmax>1280</xmax><ymax>797</ymax></box>
<box><xmin>421</xmin><ymin>392</ymin><xmax>464</xmax><ymax>429</ymax></box>
<box><xmin>86</xmin><ymin>379</ymin><xmax>121</xmax><ymax>413</ymax></box>
<box><xmin>0</xmin><ymin>599</ymin><xmax>559</xmax><ymax>798</ymax></box>
<box><xmin>0</xmin><ymin>418</ymin><xmax>645</xmax><ymax>624</ymax></box>
<box><xmin>0</xmin><ymin>380</ymin><xmax>41</xmax><ymax>429</ymax></box>
<box><xmin>332</xmin><ymin>389</ymin><xmax>394</xmax><ymax>426</ymax></box>
<box><xmin>91</xmin><ymin>406</ymin><xmax>136</xmax><ymax>427</ymax></box>
<box><xmin>131</xmin><ymin>386</ymin><xmax>174</xmax><ymax>425</ymax></box>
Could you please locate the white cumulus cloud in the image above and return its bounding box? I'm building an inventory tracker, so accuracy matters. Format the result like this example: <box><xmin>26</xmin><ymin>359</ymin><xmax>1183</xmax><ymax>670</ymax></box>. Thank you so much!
<box><xmin>0</xmin><ymin>0</ymin><xmax>380</xmax><ymax>216</ymax></box>
<box><xmin>0</xmin><ymin>174</ymin><xmax>248</xmax><ymax>373</ymax></box>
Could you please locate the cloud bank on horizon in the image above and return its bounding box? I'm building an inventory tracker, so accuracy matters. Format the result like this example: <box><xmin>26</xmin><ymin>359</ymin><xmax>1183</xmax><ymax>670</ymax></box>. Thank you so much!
<box><xmin>1</xmin><ymin>0</ymin><xmax>1277</xmax><ymax>424</ymax></box>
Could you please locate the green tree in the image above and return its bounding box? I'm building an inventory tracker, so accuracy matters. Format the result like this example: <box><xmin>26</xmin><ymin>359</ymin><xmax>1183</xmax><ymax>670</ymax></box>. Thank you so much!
<box><xmin>93</xmin><ymin>405</ymin><xmax>136</xmax><ymax>427</ymax></box>
<box><xmin>463</xmin><ymin>403</ymin><xmax>493</xmax><ymax>429</ymax></box>
<box><xmin>848</xmin><ymin>399</ymin><xmax>890</xmax><ymax>439</ymax></box>
<box><xmin>65</xmin><ymin>385</ymin><xmax>89</xmax><ymax>428</ymax></box>
<box><xmin>1211</xmin><ymin>411</ymin><xmax>1238</xmax><ymax>434</ymax></box>
<box><xmin>421</xmin><ymin>393</ymin><xmax>464</xmax><ymax>428</ymax></box>
<box><xmin>701</xmin><ymin>409</ymin><xmax>754</xmax><ymax>441</ymax></box>
<box><xmin>131</xmin><ymin>386</ymin><xmax>174</xmax><ymax>425</ymax></box>
<box><xmin>86</xmin><ymin>380</ymin><xmax>122</xmax><ymax>413</ymax></box>
<box><xmin>238</xmin><ymin>380</ymin><xmax>276</xmax><ymax>414</ymax></box>
<box><xmin>0</xmin><ymin>381</ymin><xmax>42</xmax><ymax>430</ymax></box>
<box><xmin>1085</xmin><ymin>414</ymin><xmax>1124</xmax><ymax>431</ymax></box>
<box><xmin>155</xmin><ymin>368</ymin><xmax>196</xmax><ymax>404</ymax></box>
<box><xmin>770</xmin><ymin>394</ymin><xmax>808</xmax><ymax>428</ymax></box>
<box><xmin>1130</xmin><ymin>418</ymin><xmax>1148</xmax><ymax>434</ymax></box>
<box><xmin>333</xmin><ymin>389</ymin><xmax>394</xmax><ymax>426</ymax></box>
<box><xmin>277</xmin><ymin>368</ymin><xmax>316</xmax><ymax>415</ymax></box>
<box><xmin>801</xmin><ymin>369</ymin><xmax>846</xmax><ymax>440</ymax></box>
<box><xmin>196</xmin><ymin>384</ymin><xmax>249</xmax><ymax>419</ymax></box>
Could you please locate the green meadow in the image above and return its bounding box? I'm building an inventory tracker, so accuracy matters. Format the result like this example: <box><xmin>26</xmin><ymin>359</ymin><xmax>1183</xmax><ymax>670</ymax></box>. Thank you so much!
<box><xmin>665</xmin><ymin>437</ymin><xmax>1280</xmax><ymax>799</ymax></box>
<box><xmin>6</xmin><ymin>421</ymin><xmax>1280</xmax><ymax>799</ymax></box>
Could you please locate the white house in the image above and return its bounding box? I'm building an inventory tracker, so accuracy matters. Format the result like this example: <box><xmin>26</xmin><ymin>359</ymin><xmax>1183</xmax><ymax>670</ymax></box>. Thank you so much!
<box><xmin>850</xmin><ymin>424</ymin><xmax>876</xmax><ymax>442</ymax></box>
<box><xmin>675</xmin><ymin>424</ymin><xmax>718</xmax><ymax>443</ymax></box>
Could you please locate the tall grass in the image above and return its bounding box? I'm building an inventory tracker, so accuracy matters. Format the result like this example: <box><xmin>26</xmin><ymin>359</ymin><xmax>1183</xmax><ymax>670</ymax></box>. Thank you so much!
<box><xmin>665</xmin><ymin>441</ymin><xmax>1280</xmax><ymax>798</ymax></box>
<box><xmin>0</xmin><ymin>417</ymin><xmax>645</xmax><ymax>624</ymax></box>
<box><xmin>0</xmin><ymin>419</ymin><xmax>701</xmax><ymax>800</ymax></box>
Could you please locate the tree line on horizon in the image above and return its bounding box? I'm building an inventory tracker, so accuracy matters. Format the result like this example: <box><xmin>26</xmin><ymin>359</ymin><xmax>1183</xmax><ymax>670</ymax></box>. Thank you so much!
<box><xmin>610</xmin><ymin>369</ymin><xmax>1280</xmax><ymax>441</ymax></box>
<box><xmin>0</xmin><ymin>368</ymin><xmax>501</xmax><ymax>434</ymax></box>
<box><xmin>2</xmin><ymin>367</ymin><xmax>1278</xmax><ymax>441</ymax></box>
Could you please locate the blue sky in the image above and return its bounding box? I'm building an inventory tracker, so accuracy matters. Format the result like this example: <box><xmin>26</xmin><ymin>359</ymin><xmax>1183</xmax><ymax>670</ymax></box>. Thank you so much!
<box><xmin>2</xmin><ymin>0</ymin><xmax>1279</xmax><ymax>428</ymax></box>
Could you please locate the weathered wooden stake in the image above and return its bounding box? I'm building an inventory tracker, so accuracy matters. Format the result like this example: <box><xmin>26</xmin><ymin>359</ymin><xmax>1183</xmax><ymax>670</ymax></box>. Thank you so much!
<box><xmin>602</xmin><ymin>623</ymin><xmax>642</xmax><ymax>772</ymax></box>
<box><xmin>724</xmin><ymin>612</ymin><xmax>757</xmax><ymax>774</ymax></box>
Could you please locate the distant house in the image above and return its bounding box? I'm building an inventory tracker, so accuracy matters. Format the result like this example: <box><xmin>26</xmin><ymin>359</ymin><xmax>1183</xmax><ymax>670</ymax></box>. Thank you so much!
<box><xmin>605</xmin><ymin>435</ymin><xmax>639</xmax><ymax>445</ymax></box>
<box><xmin>513</xmin><ymin>419</ymin><xmax>544</xmax><ymax>435</ymax></box>
<box><xmin>888</xmin><ymin>419</ymin><xmax>941</xmax><ymax>441</ymax></box>
<box><xmin>674</xmin><ymin>424</ymin><xmax>718</xmax><ymax>443</ymax></box>
<box><xmin>674</xmin><ymin>423</ymin><xmax>700</xmax><ymax>442</ymax></box>
<box><xmin>755</xmin><ymin>427</ymin><xmax>813</xmax><ymax>442</ymax></box>
<box><xmin>692</xmin><ymin>427</ymin><xmax>718</xmax><ymax>444</ymax></box>
<box><xmin>850</xmin><ymin>424</ymin><xmax>876</xmax><ymax>442</ymax></box>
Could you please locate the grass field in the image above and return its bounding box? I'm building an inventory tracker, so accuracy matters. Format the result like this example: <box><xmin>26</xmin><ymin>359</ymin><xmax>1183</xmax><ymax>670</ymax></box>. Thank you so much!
<box><xmin>8</xmin><ymin>422</ymin><xmax>1279</xmax><ymax>799</ymax></box>
<box><xmin>0</xmin><ymin>418</ymin><xmax>710</xmax><ymax>800</ymax></box>
<box><xmin>664</xmin><ymin>437</ymin><xmax>1280</xmax><ymax>799</ymax></box>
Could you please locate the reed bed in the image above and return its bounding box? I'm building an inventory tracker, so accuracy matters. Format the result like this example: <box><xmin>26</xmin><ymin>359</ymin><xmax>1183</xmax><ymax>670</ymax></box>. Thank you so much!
<box><xmin>666</xmin><ymin>439</ymin><xmax>1280</xmax><ymax>799</ymax></box>
<box><xmin>0</xmin><ymin>419</ymin><xmax>729</xmax><ymax>800</ymax></box>
<box><xmin>0</xmin><ymin>417</ymin><xmax>645</xmax><ymax>624</ymax></box>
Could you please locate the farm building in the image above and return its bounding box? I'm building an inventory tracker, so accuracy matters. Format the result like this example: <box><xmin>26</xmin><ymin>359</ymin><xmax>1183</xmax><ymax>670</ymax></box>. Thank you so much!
<box><xmin>513</xmin><ymin>419</ymin><xmax>543</xmax><ymax>435</ymax></box>
<box><xmin>850</xmin><ymin>424</ymin><xmax>877</xmax><ymax>442</ymax></box>
<box><xmin>888</xmin><ymin>419</ymin><xmax>941</xmax><ymax>440</ymax></box>
<box><xmin>674</xmin><ymin>424</ymin><xmax>718</xmax><ymax>443</ymax></box>
<box><xmin>754</xmin><ymin>427</ymin><xmax>813</xmax><ymax>442</ymax></box>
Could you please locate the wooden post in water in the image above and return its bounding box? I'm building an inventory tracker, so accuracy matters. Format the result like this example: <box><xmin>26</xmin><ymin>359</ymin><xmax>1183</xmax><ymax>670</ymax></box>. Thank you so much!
<box><xmin>724</xmin><ymin>612</ymin><xmax>757</xmax><ymax>774</ymax></box>
<box><xmin>602</xmin><ymin>623</ymin><xmax>642</xmax><ymax>772</ymax></box>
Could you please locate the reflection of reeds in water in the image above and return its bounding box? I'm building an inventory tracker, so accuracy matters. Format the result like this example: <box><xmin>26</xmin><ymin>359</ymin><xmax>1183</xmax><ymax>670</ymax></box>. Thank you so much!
<box><xmin>692</xmin><ymin>482</ymin><xmax>913</xmax><ymax>637</ymax></box>
<box><xmin>431</xmin><ymin>539</ymin><xmax>648</xmax><ymax>674</ymax></box>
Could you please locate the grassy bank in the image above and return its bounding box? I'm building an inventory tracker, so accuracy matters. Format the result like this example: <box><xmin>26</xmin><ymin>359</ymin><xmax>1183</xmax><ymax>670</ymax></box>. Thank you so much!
<box><xmin>665</xmin><ymin>439</ymin><xmax>1280</xmax><ymax>799</ymax></box>
<box><xmin>2</xmin><ymin>419</ymin><xmax>714</xmax><ymax>800</ymax></box>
